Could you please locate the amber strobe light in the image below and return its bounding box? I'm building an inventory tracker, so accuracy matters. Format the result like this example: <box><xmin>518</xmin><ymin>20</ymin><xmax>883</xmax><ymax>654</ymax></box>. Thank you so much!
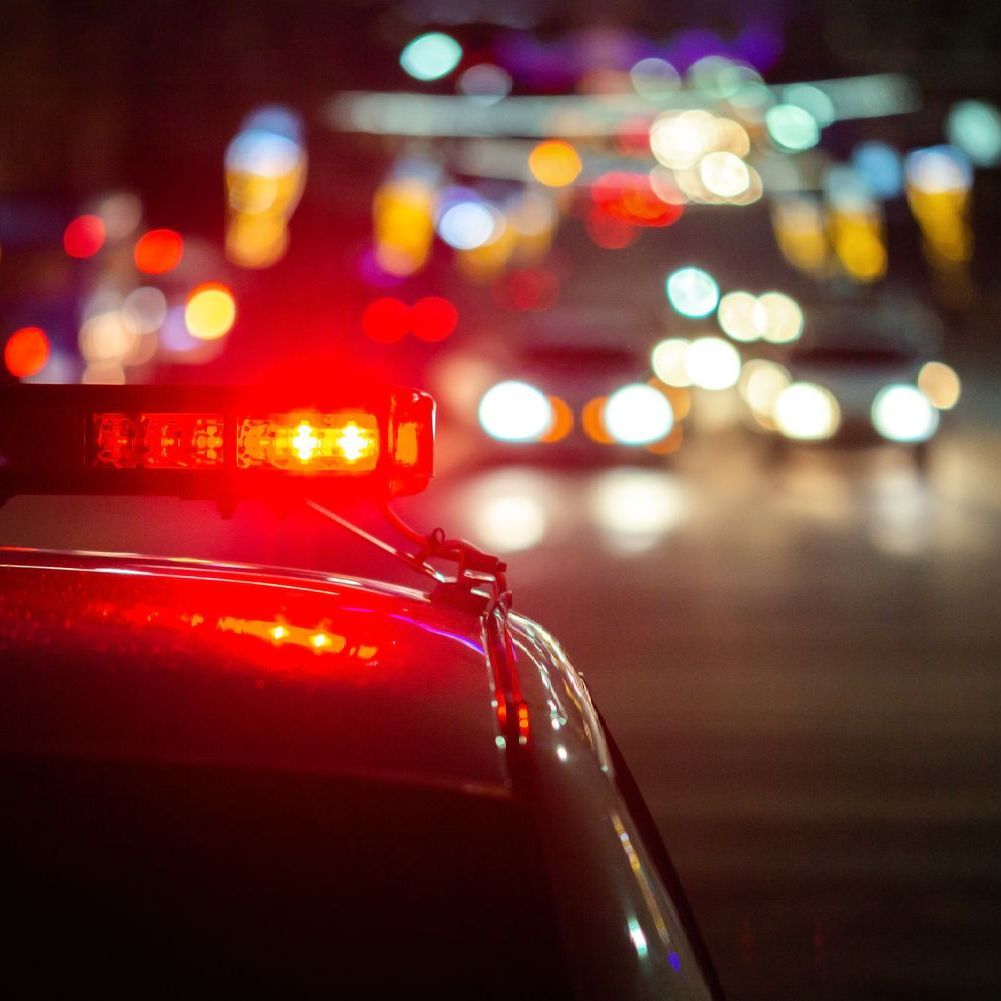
<box><xmin>237</xmin><ymin>413</ymin><xmax>379</xmax><ymax>472</ymax></box>
<box><xmin>0</xmin><ymin>384</ymin><xmax>434</xmax><ymax>499</ymax></box>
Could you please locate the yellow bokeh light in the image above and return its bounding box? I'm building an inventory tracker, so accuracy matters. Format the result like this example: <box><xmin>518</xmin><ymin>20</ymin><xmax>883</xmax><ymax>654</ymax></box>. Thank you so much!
<box><xmin>185</xmin><ymin>284</ymin><xmax>237</xmax><ymax>340</ymax></box>
<box><xmin>772</xmin><ymin>198</ymin><xmax>829</xmax><ymax>274</ymax></box>
<box><xmin>829</xmin><ymin>210</ymin><xmax>888</xmax><ymax>283</ymax></box>
<box><xmin>528</xmin><ymin>140</ymin><xmax>583</xmax><ymax>188</ymax></box>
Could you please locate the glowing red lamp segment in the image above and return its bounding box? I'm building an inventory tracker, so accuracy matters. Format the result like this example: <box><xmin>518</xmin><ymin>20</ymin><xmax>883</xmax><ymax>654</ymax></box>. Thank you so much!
<box><xmin>63</xmin><ymin>215</ymin><xmax>106</xmax><ymax>258</ymax></box>
<box><xmin>92</xmin><ymin>413</ymin><xmax>225</xmax><ymax>469</ymax></box>
<box><xmin>237</xmin><ymin>413</ymin><xmax>380</xmax><ymax>472</ymax></box>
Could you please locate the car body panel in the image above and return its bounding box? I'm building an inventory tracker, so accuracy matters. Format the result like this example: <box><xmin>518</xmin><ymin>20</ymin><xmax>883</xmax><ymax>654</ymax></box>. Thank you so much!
<box><xmin>507</xmin><ymin>612</ymin><xmax>715</xmax><ymax>1000</ymax></box>
<box><xmin>0</xmin><ymin>546</ymin><xmax>718</xmax><ymax>1000</ymax></box>
<box><xmin>0</xmin><ymin>548</ymin><xmax>507</xmax><ymax>794</ymax></box>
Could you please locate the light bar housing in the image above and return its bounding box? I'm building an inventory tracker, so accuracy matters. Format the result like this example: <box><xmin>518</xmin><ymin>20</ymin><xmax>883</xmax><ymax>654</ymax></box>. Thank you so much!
<box><xmin>0</xmin><ymin>384</ymin><xmax>434</xmax><ymax>501</ymax></box>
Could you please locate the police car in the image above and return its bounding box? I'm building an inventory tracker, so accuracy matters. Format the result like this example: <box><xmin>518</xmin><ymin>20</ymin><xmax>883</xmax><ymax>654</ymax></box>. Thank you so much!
<box><xmin>0</xmin><ymin>382</ymin><xmax>720</xmax><ymax>999</ymax></box>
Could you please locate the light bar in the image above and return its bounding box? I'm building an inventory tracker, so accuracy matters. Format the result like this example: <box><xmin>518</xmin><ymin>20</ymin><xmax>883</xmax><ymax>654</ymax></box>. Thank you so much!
<box><xmin>0</xmin><ymin>385</ymin><xmax>434</xmax><ymax>501</ymax></box>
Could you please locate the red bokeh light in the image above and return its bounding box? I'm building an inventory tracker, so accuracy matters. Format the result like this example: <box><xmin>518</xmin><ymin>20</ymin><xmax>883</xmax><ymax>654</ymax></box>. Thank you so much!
<box><xmin>63</xmin><ymin>215</ymin><xmax>106</xmax><ymax>259</ymax></box>
<box><xmin>134</xmin><ymin>228</ymin><xmax>184</xmax><ymax>274</ymax></box>
<box><xmin>362</xmin><ymin>297</ymin><xmax>410</xmax><ymax>342</ymax></box>
<box><xmin>494</xmin><ymin>269</ymin><xmax>559</xmax><ymax>312</ymax></box>
<box><xmin>585</xmin><ymin>208</ymin><xmax>636</xmax><ymax>250</ymax></box>
<box><xmin>591</xmin><ymin>172</ymin><xmax>684</xmax><ymax>228</ymax></box>
<box><xmin>4</xmin><ymin>326</ymin><xmax>50</xmax><ymax>378</ymax></box>
<box><xmin>410</xmin><ymin>296</ymin><xmax>458</xmax><ymax>341</ymax></box>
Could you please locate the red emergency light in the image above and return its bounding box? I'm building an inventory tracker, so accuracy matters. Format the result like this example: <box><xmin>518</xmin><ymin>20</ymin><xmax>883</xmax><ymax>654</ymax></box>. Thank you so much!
<box><xmin>0</xmin><ymin>384</ymin><xmax>434</xmax><ymax>501</ymax></box>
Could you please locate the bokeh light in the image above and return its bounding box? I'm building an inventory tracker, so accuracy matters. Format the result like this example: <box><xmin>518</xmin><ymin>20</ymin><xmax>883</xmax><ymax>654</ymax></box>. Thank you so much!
<box><xmin>685</xmin><ymin>336</ymin><xmax>741</xmax><ymax>390</ymax></box>
<box><xmin>591</xmin><ymin>172</ymin><xmax>684</xmax><ymax>227</ymax></box>
<box><xmin>774</xmin><ymin>382</ymin><xmax>840</xmax><ymax>440</ymax></box>
<box><xmin>698</xmin><ymin>152</ymin><xmax>751</xmax><ymax>198</ymax></box>
<box><xmin>96</xmin><ymin>192</ymin><xmax>143</xmax><ymax>240</ymax></box>
<box><xmin>918</xmin><ymin>361</ymin><xmax>961</xmax><ymax>410</ymax></box>
<box><xmin>458</xmin><ymin>64</ymin><xmax>512</xmax><ymax>104</ymax></box>
<box><xmin>765</xmin><ymin>104</ymin><xmax>820</xmax><ymax>152</ymax></box>
<box><xmin>905</xmin><ymin>145</ymin><xmax>973</xmax><ymax>194</ymax></box>
<box><xmin>373</xmin><ymin>174</ymin><xmax>436</xmax><ymax>276</ymax></box>
<box><xmin>410</xmin><ymin>296</ymin><xmax>458</xmax><ymax>341</ymax></box>
<box><xmin>479</xmin><ymin>381</ymin><xmax>552</xmax><ymax>442</ymax></box>
<box><xmin>4</xmin><ymin>326</ymin><xmax>50</xmax><ymax>378</ymax></box>
<box><xmin>184</xmin><ymin>283</ymin><xmax>236</xmax><ymax>340</ymax></box>
<box><xmin>852</xmin><ymin>142</ymin><xmax>904</xmax><ymax>199</ymax></box>
<box><xmin>666</xmin><ymin>266</ymin><xmax>720</xmax><ymax>318</ymax></box>
<box><xmin>650</xmin><ymin>110</ymin><xmax>720</xmax><ymax>170</ymax></box>
<box><xmin>759</xmin><ymin>292</ymin><xmax>804</xmax><ymax>344</ymax></box>
<box><xmin>79</xmin><ymin>311</ymin><xmax>138</xmax><ymax>364</ymax></box>
<box><xmin>436</xmin><ymin>196</ymin><xmax>499</xmax><ymax>250</ymax></box>
<box><xmin>528</xmin><ymin>140</ymin><xmax>583</xmax><ymax>188</ymax></box>
<box><xmin>400</xmin><ymin>32</ymin><xmax>463</xmax><ymax>82</ymax></box>
<box><xmin>947</xmin><ymin>100</ymin><xmax>1001</xmax><ymax>168</ymax></box>
<box><xmin>603</xmin><ymin>384</ymin><xmax>673</xmax><ymax>445</ymax></box>
<box><xmin>630</xmin><ymin>58</ymin><xmax>680</xmax><ymax>99</ymax></box>
<box><xmin>134</xmin><ymin>229</ymin><xmax>184</xmax><ymax>275</ymax></box>
<box><xmin>651</xmin><ymin>337</ymin><xmax>692</xmax><ymax>387</ymax></box>
<box><xmin>738</xmin><ymin>359</ymin><xmax>791</xmax><ymax>426</ymax></box>
<box><xmin>717</xmin><ymin>291</ymin><xmax>767</xmax><ymax>342</ymax></box>
<box><xmin>63</xmin><ymin>215</ymin><xmax>106</xmax><ymax>259</ymax></box>
<box><xmin>781</xmin><ymin>83</ymin><xmax>836</xmax><ymax>127</ymax></box>
<box><xmin>871</xmin><ymin>384</ymin><xmax>939</xmax><ymax>442</ymax></box>
<box><xmin>122</xmin><ymin>286</ymin><xmax>167</xmax><ymax>335</ymax></box>
<box><xmin>362</xmin><ymin>297</ymin><xmax>409</xmax><ymax>342</ymax></box>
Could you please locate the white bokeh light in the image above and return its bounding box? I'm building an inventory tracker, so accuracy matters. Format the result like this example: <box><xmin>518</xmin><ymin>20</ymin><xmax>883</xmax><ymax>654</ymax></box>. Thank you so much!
<box><xmin>603</xmin><ymin>384</ymin><xmax>674</xmax><ymax>445</ymax></box>
<box><xmin>651</xmin><ymin>337</ymin><xmax>692</xmax><ymax>387</ymax></box>
<box><xmin>478</xmin><ymin>381</ymin><xmax>552</xmax><ymax>442</ymax></box>
<box><xmin>871</xmin><ymin>384</ymin><xmax>939</xmax><ymax>442</ymax></box>
<box><xmin>437</xmin><ymin>200</ymin><xmax>498</xmax><ymax>250</ymax></box>
<box><xmin>774</xmin><ymin>382</ymin><xmax>841</xmax><ymax>440</ymax></box>
<box><xmin>665</xmin><ymin>267</ymin><xmax>720</xmax><ymax>318</ymax></box>
<box><xmin>685</xmin><ymin>336</ymin><xmax>741</xmax><ymax>390</ymax></box>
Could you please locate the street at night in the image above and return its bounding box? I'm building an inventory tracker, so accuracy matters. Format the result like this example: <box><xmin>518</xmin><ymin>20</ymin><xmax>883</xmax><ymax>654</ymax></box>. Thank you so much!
<box><xmin>4</xmin><ymin>396</ymin><xmax>1000</xmax><ymax>997</ymax></box>
<box><xmin>1</xmin><ymin>2</ymin><xmax>1001</xmax><ymax>997</ymax></box>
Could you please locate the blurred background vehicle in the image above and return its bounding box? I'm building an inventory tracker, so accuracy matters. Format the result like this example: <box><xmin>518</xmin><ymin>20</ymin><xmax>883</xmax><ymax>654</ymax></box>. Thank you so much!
<box><xmin>738</xmin><ymin>300</ymin><xmax>961</xmax><ymax>468</ymax></box>
<box><xmin>433</xmin><ymin>307</ymin><xmax>681</xmax><ymax>466</ymax></box>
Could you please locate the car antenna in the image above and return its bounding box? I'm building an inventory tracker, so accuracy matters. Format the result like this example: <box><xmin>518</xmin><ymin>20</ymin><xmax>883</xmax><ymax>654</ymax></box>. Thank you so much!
<box><xmin>305</xmin><ymin>499</ymin><xmax>509</xmax><ymax>615</ymax></box>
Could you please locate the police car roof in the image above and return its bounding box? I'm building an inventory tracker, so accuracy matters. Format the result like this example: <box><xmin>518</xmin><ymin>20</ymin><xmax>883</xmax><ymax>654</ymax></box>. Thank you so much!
<box><xmin>0</xmin><ymin>547</ymin><xmax>514</xmax><ymax>796</ymax></box>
